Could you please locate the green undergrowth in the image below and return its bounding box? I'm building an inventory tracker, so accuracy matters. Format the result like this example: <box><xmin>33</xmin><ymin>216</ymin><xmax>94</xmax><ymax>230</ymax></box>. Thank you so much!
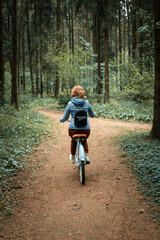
<box><xmin>120</xmin><ymin>132</ymin><xmax>160</xmax><ymax>224</ymax></box>
<box><xmin>0</xmin><ymin>104</ymin><xmax>55</xmax><ymax>216</ymax></box>
<box><xmin>20</xmin><ymin>94</ymin><xmax>64</xmax><ymax>111</ymax></box>
<box><xmin>29</xmin><ymin>97</ymin><xmax>62</xmax><ymax>111</ymax></box>
<box><xmin>20</xmin><ymin>94</ymin><xmax>153</xmax><ymax>123</ymax></box>
<box><xmin>93</xmin><ymin>101</ymin><xmax>153</xmax><ymax>123</ymax></box>
<box><xmin>38</xmin><ymin>95</ymin><xmax>152</xmax><ymax>123</ymax></box>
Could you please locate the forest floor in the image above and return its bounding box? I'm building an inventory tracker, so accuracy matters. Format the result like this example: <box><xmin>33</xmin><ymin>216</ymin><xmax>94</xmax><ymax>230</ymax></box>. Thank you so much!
<box><xmin>0</xmin><ymin>110</ymin><xmax>160</xmax><ymax>240</ymax></box>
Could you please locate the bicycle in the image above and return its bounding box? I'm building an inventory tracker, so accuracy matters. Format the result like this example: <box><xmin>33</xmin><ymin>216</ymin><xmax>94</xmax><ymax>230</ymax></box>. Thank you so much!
<box><xmin>63</xmin><ymin>120</ymin><xmax>88</xmax><ymax>184</ymax></box>
<box><xmin>72</xmin><ymin>134</ymin><xmax>87</xmax><ymax>185</ymax></box>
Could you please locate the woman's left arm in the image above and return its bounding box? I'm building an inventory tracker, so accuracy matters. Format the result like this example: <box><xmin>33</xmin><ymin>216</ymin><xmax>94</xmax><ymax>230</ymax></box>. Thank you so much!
<box><xmin>60</xmin><ymin>103</ymin><xmax>71</xmax><ymax>122</ymax></box>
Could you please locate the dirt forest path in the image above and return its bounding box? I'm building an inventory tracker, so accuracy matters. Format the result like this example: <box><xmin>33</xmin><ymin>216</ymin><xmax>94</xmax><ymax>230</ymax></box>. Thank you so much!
<box><xmin>1</xmin><ymin>110</ymin><xmax>160</xmax><ymax>240</ymax></box>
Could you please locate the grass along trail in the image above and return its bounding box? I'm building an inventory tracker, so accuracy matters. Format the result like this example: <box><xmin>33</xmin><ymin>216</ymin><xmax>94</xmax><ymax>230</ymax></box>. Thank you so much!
<box><xmin>0</xmin><ymin>110</ymin><xmax>159</xmax><ymax>240</ymax></box>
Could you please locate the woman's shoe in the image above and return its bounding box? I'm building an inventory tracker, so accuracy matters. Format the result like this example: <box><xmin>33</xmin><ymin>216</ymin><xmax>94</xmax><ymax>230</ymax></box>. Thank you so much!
<box><xmin>70</xmin><ymin>155</ymin><xmax>75</xmax><ymax>164</ymax></box>
<box><xmin>85</xmin><ymin>155</ymin><xmax>90</xmax><ymax>164</ymax></box>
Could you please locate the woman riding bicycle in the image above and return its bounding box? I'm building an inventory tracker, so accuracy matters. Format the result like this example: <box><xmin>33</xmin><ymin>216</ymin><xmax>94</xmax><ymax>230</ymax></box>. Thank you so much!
<box><xmin>60</xmin><ymin>85</ymin><xmax>95</xmax><ymax>164</ymax></box>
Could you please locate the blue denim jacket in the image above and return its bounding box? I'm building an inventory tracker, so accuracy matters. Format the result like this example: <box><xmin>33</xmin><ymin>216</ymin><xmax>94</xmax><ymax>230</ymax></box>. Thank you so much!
<box><xmin>60</xmin><ymin>97</ymin><xmax>95</xmax><ymax>129</ymax></box>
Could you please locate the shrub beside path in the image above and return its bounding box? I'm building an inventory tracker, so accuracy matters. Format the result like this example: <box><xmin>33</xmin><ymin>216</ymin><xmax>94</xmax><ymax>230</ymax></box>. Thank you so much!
<box><xmin>1</xmin><ymin>110</ymin><xmax>159</xmax><ymax>240</ymax></box>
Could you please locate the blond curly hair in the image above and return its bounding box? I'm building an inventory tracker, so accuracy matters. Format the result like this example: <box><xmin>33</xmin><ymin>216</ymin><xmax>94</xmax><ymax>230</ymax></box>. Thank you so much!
<box><xmin>71</xmin><ymin>85</ymin><xmax>87</xmax><ymax>99</ymax></box>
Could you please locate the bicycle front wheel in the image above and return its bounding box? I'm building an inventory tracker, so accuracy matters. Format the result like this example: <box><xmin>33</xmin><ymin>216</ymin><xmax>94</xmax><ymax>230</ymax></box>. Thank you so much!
<box><xmin>79</xmin><ymin>161</ymin><xmax>85</xmax><ymax>184</ymax></box>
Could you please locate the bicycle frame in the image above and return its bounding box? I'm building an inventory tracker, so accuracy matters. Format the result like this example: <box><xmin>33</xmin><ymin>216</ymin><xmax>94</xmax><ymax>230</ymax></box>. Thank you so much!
<box><xmin>63</xmin><ymin>121</ymin><xmax>87</xmax><ymax>184</ymax></box>
<box><xmin>72</xmin><ymin>134</ymin><xmax>87</xmax><ymax>184</ymax></box>
<box><xmin>76</xmin><ymin>137</ymin><xmax>86</xmax><ymax>166</ymax></box>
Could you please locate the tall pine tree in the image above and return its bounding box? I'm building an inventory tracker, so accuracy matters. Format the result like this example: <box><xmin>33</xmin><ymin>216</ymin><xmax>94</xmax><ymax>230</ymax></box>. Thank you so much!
<box><xmin>11</xmin><ymin>0</ymin><xmax>18</xmax><ymax>108</ymax></box>
<box><xmin>151</xmin><ymin>0</ymin><xmax>160</xmax><ymax>138</ymax></box>
<box><xmin>0</xmin><ymin>0</ymin><xmax>5</xmax><ymax>105</ymax></box>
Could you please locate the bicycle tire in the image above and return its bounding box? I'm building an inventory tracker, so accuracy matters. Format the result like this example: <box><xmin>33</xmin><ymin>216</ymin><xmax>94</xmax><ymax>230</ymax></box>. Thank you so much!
<box><xmin>79</xmin><ymin>161</ymin><xmax>85</xmax><ymax>184</ymax></box>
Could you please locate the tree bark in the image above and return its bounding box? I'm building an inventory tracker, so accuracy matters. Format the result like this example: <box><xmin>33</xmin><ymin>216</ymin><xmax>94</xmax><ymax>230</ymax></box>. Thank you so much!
<box><xmin>132</xmin><ymin>1</ymin><xmax>137</xmax><ymax>61</ymax></box>
<box><xmin>55</xmin><ymin>0</ymin><xmax>61</xmax><ymax>97</ymax></box>
<box><xmin>11</xmin><ymin>0</ymin><xmax>18</xmax><ymax>108</ymax></box>
<box><xmin>115</xmin><ymin>25</ymin><xmax>118</xmax><ymax>87</ymax></box>
<box><xmin>22</xmin><ymin>26</ymin><xmax>25</xmax><ymax>90</ymax></box>
<box><xmin>21</xmin><ymin>0</ymin><xmax>25</xmax><ymax>91</ymax></box>
<box><xmin>0</xmin><ymin>0</ymin><xmax>5</xmax><ymax>105</ymax></box>
<box><xmin>71</xmin><ymin>0</ymin><xmax>74</xmax><ymax>54</ymax></box>
<box><xmin>39</xmin><ymin>8</ymin><xmax>43</xmax><ymax>98</ymax></box>
<box><xmin>61</xmin><ymin>19</ymin><xmax>64</xmax><ymax>47</ymax></box>
<box><xmin>17</xmin><ymin>25</ymin><xmax>20</xmax><ymax>92</ymax></box>
<box><xmin>119</xmin><ymin>2</ymin><xmax>122</xmax><ymax>90</ymax></box>
<box><xmin>97</xmin><ymin>4</ymin><xmax>102</xmax><ymax>95</ymax></box>
<box><xmin>26</xmin><ymin>6</ymin><xmax>34</xmax><ymax>96</ymax></box>
<box><xmin>123</xmin><ymin>0</ymin><xmax>126</xmax><ymax>64</ymax></box>
<box><xmin>68</xmin><ymin>2</ymin><xmax>72</xmax><ymax>50</ymax></box>
<box><xmin>92</xmin><ymin>14</ymin><xmax>97</xmax><ymax>93</ymax></box>
<box><xmin>47</xmin><ymin>77</ymin><xmax>49</xmax><ymax>96</ymax></box>
<box><xmin>150</xmin><ymin>0</ymin><xmax>160</xmax><ymax>138</ymax></box>
<box><xmin>103</xmin><ymin>0</ymin><xmax>109</xmax><ymax>103</ymax></box>
<box><xmin>126</xmin><ymin>0</ymin><xmax>131</xmax><ymax>59</ymax></box>
<box><xmin>77</xmin><ymin>18</ymin><xmax>81</xmax><ymax>47</ymax></box>
<box><xmin>35</xmin><ymin>2</ymin><xmax>39</xmax><ymax>96</ymax></box>
<box><xmin>86</xmin><ymin>12</ymin><xmax>90</xmax><ymax>43</ymax></box>
<box><xmin>92</xmin><ymin>14</ymin><xmax>97</xmax><ymax>54</ymax></box>
<box><xmin>138</xmin><ymin>16</ymin><xmax>143</xmax><ymax>74</ymax></box>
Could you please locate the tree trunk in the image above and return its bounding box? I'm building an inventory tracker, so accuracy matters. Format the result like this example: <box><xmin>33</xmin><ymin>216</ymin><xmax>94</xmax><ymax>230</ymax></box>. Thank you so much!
<box><xmin>119</xmin><ymin>2</ymin><xmax>122</xmax><ymax>90</ymax></box>
<box><xmin>61</xmin><ymin>19</ymin><xmax>64</xmax><ymax>47</ymax></box>
<box><xmin>17</xmin><ymin>25</ymin><xmax>20</xmax><ymax>92</ymax></box>
<box><xmin>103</xmin><ymin>0</ymin><xmax>109</xmax><ymax>103</ymax></box>
<box><xmin>92</xmin><ymin>14</ymin><xmax>97</xmax><ymax>53</ymax></box>
<box><xmin>150</xmin><ymin>0</ymin><xmax>160</xmax><ymax>138</ymax></box>
<box><xmin>97</xmin><ymin>7</ymin><xmax>102</xmax><ymax>95</ymax></box>
<box><xmin>22</xmin><ymin>27</ymin><xmax>25</xmax><ymax>91</ymax></box>
<box><xmin>8</xmin><ymin>13</ymin><xmax>12</xmax><ymax>68</ymax></box>
<box><xmin>68</xmin><ymin>2</ymin><xmax>71</xmax><ymax>50</ymax></box>
<box><xmin>127</xmin><ymin>0</ymin><xmax>131</xmax><ymax>59</ymax></box>
<box><xmin>109</xmin><ymin>24</ymin><xmax>112</xmax><ymax>51</ymax></box>
<box><xmin>123</xmin><ymin>0</ymin><xmax>126</xmax><ymax>64</ymax></box>
<box><xmin>71</xmin><ymin>0</ymin><xmax>74</xmax><ymax>54</ymax></box>
<box><xmin>35</xmin><ymin>2</ymin><xmax>39</xmax><ymax>96</ymax></box>
<box><xmin>77</xmin><ymin>18</ymin><xmax>81</xmax><ymax>47</ymax></box>
<box><xmin>57</xmin><ymin>0</ymin><xmax>61</xmax><ymax>49</ymax></box>
<box><xmin>40</xmin><ymin>74</ymin><xmax>43</xmax><ymax>98</ymax></box>
<box><xmin>0</xmin><ymin>0</ymin><xmax>5</xmax><ymax>105</ymax></box>
<box><xmin>92</xmin><ymin>14</ymin><xmax>97</xmax><ymax>93</ymax></box>
<box><xmin>55</xmin><ymin>0</ymin><xmax>61</xmax><ymax>97</ymax></box>
<box><xmin>132</xmin><ymin>1</ymin><xmax>137</xmax><ymax>61</ymax></box>
<box><xmin>39</xmin><ymin>8</ymin><xmax>43</xmax><ymax>98</ymax></box>
<box><xmin>40</xmin><ymin>37</ymin><xmax>43</xmax><ymax>98</ymax></box>
<box><xmin>11</xmin><ymin>0</ymin><xmax>18</xmax><ymax>108</ymax></box>
<box><xmin>35</xmin><ymin>50</ymin><xmax>39</xmax><ymax>96</ymax></box>
<box><xmin>27</xmin><ymin>5</ymin><xmax>34</xmax><ymax>95</ymax></box>
<box><xmin>21</xmin><ymin>0</ymin><xmax>25</xmax><ymax>91</ymax></box>
<box><xmin>86</xmin><ymin>12</ymin><xmax>90</xmax><ymax>43</ymax></box>
<box><xmin>138</xmin><ymin>16</ymin><xmax>143</xmax><ymax>74</ymax></box>
<box><xmin>115</xmin><ymin>25</ymin><xmax>118</xmax><ymax>87</ymax></box>
<box><xmin>47</xmin><ymin>77</ymin><xmax>49</xmax><ymax>96</ymax></box>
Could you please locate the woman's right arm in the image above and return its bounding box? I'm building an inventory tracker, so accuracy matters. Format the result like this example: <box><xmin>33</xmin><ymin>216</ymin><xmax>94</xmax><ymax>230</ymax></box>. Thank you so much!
<box><xmin>88</xmin><ymin>103</ymin><xmax>95</xmax><ymax>118</ymax></box>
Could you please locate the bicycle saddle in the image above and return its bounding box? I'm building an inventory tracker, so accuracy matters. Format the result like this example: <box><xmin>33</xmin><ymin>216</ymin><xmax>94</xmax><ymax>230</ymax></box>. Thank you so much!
<box><xmin>73</xmin><ymin>134</ymin><xmax>87</xmax><ymax>139</ymax></box>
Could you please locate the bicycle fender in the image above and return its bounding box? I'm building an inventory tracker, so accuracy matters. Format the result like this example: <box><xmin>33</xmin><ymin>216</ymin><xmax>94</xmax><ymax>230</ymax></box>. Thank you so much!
<box><xmin>79</xmin><ymin>143</ymin><xmax>85</xmax><ymax>161</ymax></box>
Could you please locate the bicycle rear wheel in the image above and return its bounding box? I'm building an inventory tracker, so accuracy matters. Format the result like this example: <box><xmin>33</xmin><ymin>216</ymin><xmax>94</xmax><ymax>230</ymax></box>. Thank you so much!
<box><xmin>79</xmin><ymin>161</ymin><xmax>85</xmax><ymax>184</ymax></box>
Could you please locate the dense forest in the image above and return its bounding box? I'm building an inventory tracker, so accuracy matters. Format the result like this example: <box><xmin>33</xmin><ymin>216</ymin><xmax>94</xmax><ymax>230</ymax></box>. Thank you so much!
<box><xmin>0</xmin><ymin>0</ymin><xmax>160</xmax><ymax>137</ymax></box>
<box><xmin>0</xmin><ymin>0</ymin><xmax>160</xmax><ymax>226</ymax></box>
